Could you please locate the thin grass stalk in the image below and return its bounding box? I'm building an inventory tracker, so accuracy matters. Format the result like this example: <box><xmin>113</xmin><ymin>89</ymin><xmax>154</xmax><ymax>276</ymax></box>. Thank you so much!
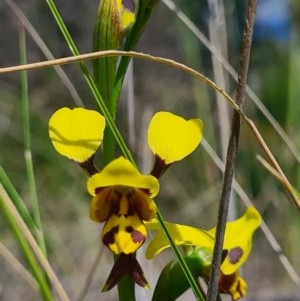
<box><xmin>206</xmin><ymin>1</ymin><xmax>257</xmax><ymax>300</ymax></box>
<box><xmin>0</xmin><ymin>242</ymin><xmax>39</xmax><ymax>291</ymax></box>
<box><xmin>0</xmin><ymin>50</ymin><xmax>298</xmax><ymax>206</ymax></box>
<box><xmin>0</xmin><ymin>166</ymin><xmax>36</xmax><ymax>229</ymax></box>
<box><xmin>0</xmin><ymin>188</ymin><xmax>54</xmax><ymax>301</ymax></box>
<box><xmin>207</xmin><ymin>0</ymin><xmax>239</xmax><ymax>222</ymax></box>
<box><xmin>76</xmin><ymin>248</ymin><xmax>104</xmax><ymax>301</ymax></box>
<box><xmin>4</xmin><ymin>0</ymin><xmax>83</xmax><ymax>106</ymax></box>
<box><xmin>19</xmin><ymin>24</ymin><xmax>47</xmax><ymax>257</ymax></box>
<box><xmin>0</xmin><ymin>184</ymin><xmax>70</xmax><ymax>301</ymax></box>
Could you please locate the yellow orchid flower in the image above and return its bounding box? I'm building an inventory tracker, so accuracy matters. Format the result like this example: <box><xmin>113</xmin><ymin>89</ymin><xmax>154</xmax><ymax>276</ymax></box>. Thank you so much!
<box><xmin>48</xmin><ymin>107</ymin><xmax>205</xmax><ymax>291</ymax></box>
<box><xmin>48</xmin><ymin>107</ymin><xmax>105</xmax><ymax>174</ymax></box>
<box><xmin>147</xmin><ymin>111</ymin><xmax>203</xmax><ymax>178</ymax></box>
<box><xmin>88</xmin><ymin>156</ymin><xmax>159</xmax><ymax>290</ymax></box>
<box><xmin>146</xmin><ymin>207</ymin><xmax>262</xmax><ymax>300</ymax></box>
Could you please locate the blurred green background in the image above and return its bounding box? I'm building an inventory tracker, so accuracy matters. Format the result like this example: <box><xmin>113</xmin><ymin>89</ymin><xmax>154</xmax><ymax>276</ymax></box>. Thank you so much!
<box><xmin>0</xmin><ymin>0</ymin><xmax>299</xmax><ymax>300</ymax></box>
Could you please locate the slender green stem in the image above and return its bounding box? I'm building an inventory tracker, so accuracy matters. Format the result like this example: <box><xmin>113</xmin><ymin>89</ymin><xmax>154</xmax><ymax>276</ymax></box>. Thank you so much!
<box><xmin>156</xmin><ymin>210</ymin><xmax>205</xmax><ymax>301</ymax></box>
<box><xmin>19</xmin><ymin>25</ymin><xmax>47</xmax><ymax>256</ymax></box>
<box><xmin>0</xmin><ymin>166</ymin><xmax>36</xmax><ymax>229</ymax></box>
<box><xmin>44</xmin><ymin>1</ymin><xmax>136</xmax><ymax>300</ymax></box>
<box><xmin>116</xmin><ymin>270</ymin><xmax>135</xmax><ymax>301</ymax></box>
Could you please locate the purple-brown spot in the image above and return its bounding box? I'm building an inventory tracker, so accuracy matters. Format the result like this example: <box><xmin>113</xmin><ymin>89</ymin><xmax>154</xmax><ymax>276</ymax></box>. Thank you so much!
<box><xmin>122</xmin><ymin>0</ymin><xmax>135</xmax><ymax>12</ymax></box>
<box><xmin>126</xmin><ymin>226</ymin><xmax>145</xmax><ymax>244</ymax></box>
<box><xmin>228</xmin><ymin>247</ymin><xmax>243</xmax><ymax>264</ymax></box>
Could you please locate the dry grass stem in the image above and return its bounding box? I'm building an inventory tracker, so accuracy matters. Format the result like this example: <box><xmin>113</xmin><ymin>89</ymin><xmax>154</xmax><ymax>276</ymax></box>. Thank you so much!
<box><xmin>0</xmin><ymin>242</ymin><xmax>39</xmax><ymax>291</ymax></box>
<box><xmin>0</xmin><ymin>50</ymin><xmax>298</xmax><ymax>209</ymax></box>
<box><xmin>0</xmin><ymin>184</ymin><xmax>71</xmax><ymax>301</ymax></box>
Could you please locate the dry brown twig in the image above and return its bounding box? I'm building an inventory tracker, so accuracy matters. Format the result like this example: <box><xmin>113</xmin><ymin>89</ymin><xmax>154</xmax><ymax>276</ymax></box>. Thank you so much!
<box><xmin>1</xmin><ymin>50</ymin><xmax>298</xmax><ymax>209</ymax></box>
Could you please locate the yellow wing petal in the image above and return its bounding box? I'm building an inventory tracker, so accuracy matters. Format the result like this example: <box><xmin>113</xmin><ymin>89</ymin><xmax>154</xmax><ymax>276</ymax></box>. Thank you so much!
<box><xmin>49</xmin><ymin>107</ymin><xmax>105</xmax><ymax>163</ymax></box>
<box><xmin>148</xmin><ymin>111</ymin><xmax>203</xmax><ymax>164</ymax></box>
<box><xmin>209</xmin><ymin>207</ymin><xmax>262</xmax><ymax>275</ymax></box>
<box><xmin>146</xmin><ymin>220</ymin><xmax>214</xmax><ymax>259</ymax></box>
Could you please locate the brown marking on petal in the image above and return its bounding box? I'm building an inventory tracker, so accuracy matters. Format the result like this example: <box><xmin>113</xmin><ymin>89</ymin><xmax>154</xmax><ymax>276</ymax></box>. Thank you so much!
<box><xmin>125</xmin><ymin>226</ymin><xmax>146</xmax><ymax>244</ymax></box>
<box><xmin>236</xmin><ymin>278</ymin><xmax>244</xmax><ymax>299</ymax></box>
<box><xmin>228</xmin><ymin>247</ymin><xmax>243</xmax><ymax>264</ymax></box>
<box><xmin>102</xmin><ymin>225</ymin><xmax>119</xmax><ymax>247</ymax></box>
<box><xmin>125</xmin><ymin>196</ymin><xmax>136</xmax><ymax>217</ymax></box>
<box><xmin>106</xmin><ymin>191</ymin><xmax>122</xmax><ymax>215</ymax></box>
<box><xmin>95</xmin><ymin>186</ymin><xmax>106</xmax><ymax>194</ymax></box>
<box><xmin>122</xmin><ymin>0</ymin><xmax>135</xmax><ymax>11</ymax></box>
<box><xmin>79</xmin><ymin>154</ymin><xmax>98</xmax><ymax>175</ymax></box>
<box><xmin>139</xmin><ymin>188</ymin><xmax>151</xmax><ymax>195</ymax></box>
<box><xmin>218</xmin><ymin>271</ymin><xmax>236</xmax><ymax>293</ymax></box>
<box><xmin>150</xmin><ymin>155</ymin><xmax>170</xmax><ymax>179</ymax></box>
<box><xmin>126</xmin><ymin>192</ymin><xmax>143</xmax><ymax>219</ymax></box>
<box><xmin>102</xmin><ymin>253</ymin><xmax>149</xmax><ymax>291</ymax></box>
<box><xmin>218</xmin><ymin>271</ymin><xmax>246</xmax><ymax>300</ymax></box>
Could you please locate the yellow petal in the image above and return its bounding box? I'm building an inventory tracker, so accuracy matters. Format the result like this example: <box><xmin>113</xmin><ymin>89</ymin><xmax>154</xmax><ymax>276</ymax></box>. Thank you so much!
<box><xmin>116</xmin><ymin>0</ymin><xmax>136</xmax><ymax>31</ymax></box>
<box><xmin>102</xmin><ymin>195</ymin><xmax>147</xmax><ymax>254</ymax></box>
<box><xmin>145</xmin><ymin>220</ymin><xmax>214</xmax><ymax>259</ymax></box>
<box><xmin>148</xmin><ymin>111</ymin><xmax>203</xmax><ymax>164</ymax></box>
<box><xmin>208</xmin><ymin>207</ymin><xmax>262</xmax><ymax>275</ymax></box>
<box><xmin>49</xmin><ymin>107</ymin><xmax>105</xmax><ymax>163</ymax></box>
<box><xmin>87</xmin><ymin>157</ymin><xmax>159</xmax><ymax>197</ymax></box>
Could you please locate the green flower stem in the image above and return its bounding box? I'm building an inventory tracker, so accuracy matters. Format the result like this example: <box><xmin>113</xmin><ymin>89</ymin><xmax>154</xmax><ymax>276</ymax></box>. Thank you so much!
<box><xmin>0</xmin><ymin>190</ymin><xmax>54</xmax><ymax>301</ymax></box>
<box><xmin>19</xmin><ymin>25</ymin><xmax>47</xmax><ymax>257</ymax></box>
<box><xmin>112</xmin><ymin>0</ymin><xmax>159</xmax><ymax>108</ymax></box>
<box><xmin>114</xmin><ymin>253</ymin><xmax>135</xmax><ymax>301</ymax></box>
<box><xmin>45</xmin><ymin>1</ymin><xmax>135</xmax><ymax>300</ymax></box>
<box><xmin>156</xmin><ymin>210</ymin><xmax>205</xmax><ymax>301</ymax></box>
